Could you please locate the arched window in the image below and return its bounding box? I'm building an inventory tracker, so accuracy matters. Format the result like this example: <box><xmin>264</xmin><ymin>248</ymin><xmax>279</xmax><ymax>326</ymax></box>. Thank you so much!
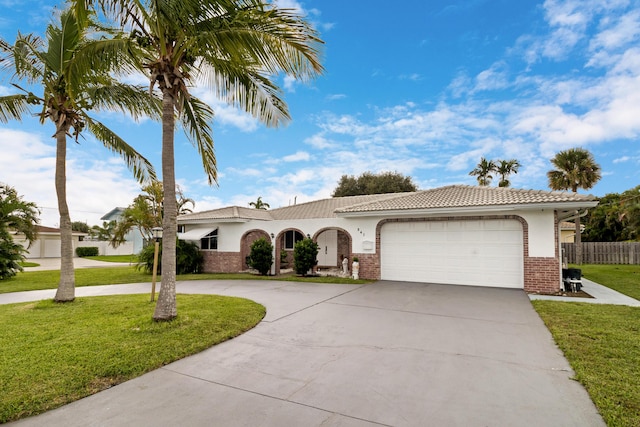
<box><xmin>201</xmin><ymin>229</ymin><xmax>218</xmax><ymax>250</ymax></box>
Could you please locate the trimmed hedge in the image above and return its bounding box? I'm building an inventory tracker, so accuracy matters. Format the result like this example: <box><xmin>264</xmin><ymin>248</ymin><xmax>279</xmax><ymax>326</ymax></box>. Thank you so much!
<box><xmin>76</xmin><ymin>247</ymin><xmax>99</xmax><ymax>257</ymax></box>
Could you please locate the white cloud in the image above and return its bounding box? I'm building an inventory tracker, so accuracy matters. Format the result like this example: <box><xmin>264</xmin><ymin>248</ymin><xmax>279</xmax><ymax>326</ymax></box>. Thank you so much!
<box><xmin>325</xmin><ymin>93</ymin><xmax>346</xmax><ymax>101</ymax></box>
<box><xmin>282</xmin><ymin>151</ymin><xmax>310</xmax><ymax>162</ymax></box>
<box><xmin>613</xmin><ymin>156</ymin><xmax>630</xmax><ymax>163</ymax></box>
<box><xmin>0</xmin><ymin>127</ymin><xmax>141</xmax><ymax>227</ymax></box>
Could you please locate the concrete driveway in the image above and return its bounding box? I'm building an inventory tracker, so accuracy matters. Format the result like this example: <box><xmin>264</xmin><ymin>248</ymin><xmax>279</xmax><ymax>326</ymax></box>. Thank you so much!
<box><xmin>8</xmin><ymin>280</ymin><xmax>604</xmax><ymax>426</ymax></box>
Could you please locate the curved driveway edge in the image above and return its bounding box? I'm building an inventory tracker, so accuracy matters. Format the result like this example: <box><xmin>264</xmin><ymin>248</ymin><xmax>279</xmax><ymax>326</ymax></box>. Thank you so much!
<box><xmin>7</xmin><ymin>280</ymin><xmax>605</xmax><ymax>426</ymax></box>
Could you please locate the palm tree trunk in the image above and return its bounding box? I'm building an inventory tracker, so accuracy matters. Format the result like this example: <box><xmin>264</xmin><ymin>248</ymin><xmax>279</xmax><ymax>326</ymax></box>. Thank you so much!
<box><xmin>153</xmin><ymin>92</ymin><xmax>177</xmax><ymax>321</ymax></box>
<box><xmin>575</xmin><ymin>215</ymin><xmax>582</xmax><ymax>265</ymax></box>
<box><xmin>54</xmin><ymin>130</ymin><xmax>75</xmax><ymax>302</ymax></box>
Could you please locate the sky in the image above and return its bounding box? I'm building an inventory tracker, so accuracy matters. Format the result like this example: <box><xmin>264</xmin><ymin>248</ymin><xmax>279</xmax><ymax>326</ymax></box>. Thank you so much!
<box><xmin>1</xmin><ymin>0</ymin><xmax>639</xmax><ymax>227</ymax></box>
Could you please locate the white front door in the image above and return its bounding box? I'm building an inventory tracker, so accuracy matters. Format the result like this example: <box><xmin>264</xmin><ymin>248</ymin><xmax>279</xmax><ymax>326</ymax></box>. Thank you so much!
<box><xmin>317</xmin><ymin>229</ymin><xmax>338</xmax><ymax>266</ymax></box>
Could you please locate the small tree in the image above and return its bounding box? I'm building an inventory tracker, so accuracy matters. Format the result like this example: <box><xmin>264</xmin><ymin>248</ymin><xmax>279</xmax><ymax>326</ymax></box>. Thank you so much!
<box><xmin>0</xmin><ymin>183</ymin><xmax>39</xmax><ymax>279</ymax></box>
<box><xmin>294</xmin><ymin>238</ymin><xmax>319</xmax><ymax>276</ymax></box>
<box><xmin>247</xmin><ymin>238</ymin><xmax>274</xmax><ymax>275</ymax></box>
<box><xmin>332</xmin><ymin>171</ymin><xmax>418</xmax><ymax>197</ymax></box>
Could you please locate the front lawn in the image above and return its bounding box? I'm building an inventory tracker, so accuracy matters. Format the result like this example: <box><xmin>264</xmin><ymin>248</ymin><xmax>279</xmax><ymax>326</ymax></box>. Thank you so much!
<box><xmin>533</xmin><ymin>301</ymin><xmax>640</xmax><ymax>426</ymax></box>
<box><xmin>576</xmin><ymin>264</ymin><xmax>640</xmax><ymax>300</ymax></box>
<box><xmin>0</xmin><ymin>267</ymin><xmax>371</xmax><ymax>294</ymax></box>
<box><xmin>0</xmin><ymin>294</ymin><xmax>265</xmax><ymax>423</ymax></box>
<box><xmin>85</xmin><ymin>254</ymin><xmax>138</xmax><ymax>263</ymax></box>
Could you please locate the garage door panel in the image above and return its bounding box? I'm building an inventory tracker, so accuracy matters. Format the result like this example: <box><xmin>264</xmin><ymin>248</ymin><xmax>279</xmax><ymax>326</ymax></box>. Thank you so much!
<box><xmin>381</xmin><ymin>220</ymin><xmax>523</xmax><ymax>289</ymax></box>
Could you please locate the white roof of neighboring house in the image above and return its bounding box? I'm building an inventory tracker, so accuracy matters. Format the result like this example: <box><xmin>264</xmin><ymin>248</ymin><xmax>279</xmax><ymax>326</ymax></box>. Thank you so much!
<box><xmin>178</xmin><ymin>185</ymin><xmax>598</xmax><ymax>223</ymax></box>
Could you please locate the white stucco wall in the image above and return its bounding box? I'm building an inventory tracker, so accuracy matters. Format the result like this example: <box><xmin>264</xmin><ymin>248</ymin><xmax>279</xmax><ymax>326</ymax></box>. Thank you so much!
<box><xmin>182</xmin><ymin>207</ymin><xmax>558</xmax><ymax>258</ymax></box>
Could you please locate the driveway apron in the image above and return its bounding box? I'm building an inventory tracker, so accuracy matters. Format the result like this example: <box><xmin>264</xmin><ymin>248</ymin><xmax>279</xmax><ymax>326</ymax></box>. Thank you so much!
<box><xmin>9</xmin><ymin>280</ymin><xmax>604</xmax><ymax>426</ymax></box>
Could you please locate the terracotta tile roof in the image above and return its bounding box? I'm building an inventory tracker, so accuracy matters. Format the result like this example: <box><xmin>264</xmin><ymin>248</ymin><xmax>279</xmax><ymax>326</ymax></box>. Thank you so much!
<box><xmin>335</xmin><ymin>185</ymin><xmax>597</xmax><ymax>214</ymax></box>
<box><xmin>179</xmin><ymin>206</ymin><xmax>273</xmax><ymax>222</ymax></box>
<box><xmin>179</xmin><ymin>185</ymin><xmax>597</xmax><ymax>222</ymax></box>
<box><xmin>268</xmin><ymin>194</ymin><xmax>402</xmax><ymax>220</ymax></box>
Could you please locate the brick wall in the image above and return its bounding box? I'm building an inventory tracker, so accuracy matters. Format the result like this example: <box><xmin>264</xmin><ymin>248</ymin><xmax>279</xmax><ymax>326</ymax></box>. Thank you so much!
<box><xmin>524</xmin><ymin>257</ymin><xmax>560</xmax><ymax>293</ymax></box>
<box><xmin>354</xmin><ymin>253</ymin><xmax>379</xmax><ymax>280</ymax></box>
<box><xmin>202</xmin><ymin>251</ymin><xmax>242</xmax><ymax>273</ymax></box>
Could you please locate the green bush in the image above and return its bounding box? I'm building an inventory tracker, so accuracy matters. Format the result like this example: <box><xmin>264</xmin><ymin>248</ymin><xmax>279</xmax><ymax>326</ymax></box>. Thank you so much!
<box><xmin>247</xmin><ymin>238</ymin><xmax>273</xmax><ymax>275</ymax></box>
<box><xmin>137</xmin><ymin>239</ymin><xmax>203</xmax><ymax>274</ymax></box>
<box><xmin>293</xmin><ymin>238</ymin><xmax>318</xmax><ymax>276</ymax></box>
<box><xmin>76</xmin><ymin>247</ymin><xmax>99</xmax><ymax>257</ymax></box>
<box><xmin>0</xmin><ymin>231</ymin><xmax>26</xmax><ymax>280</ymax></box>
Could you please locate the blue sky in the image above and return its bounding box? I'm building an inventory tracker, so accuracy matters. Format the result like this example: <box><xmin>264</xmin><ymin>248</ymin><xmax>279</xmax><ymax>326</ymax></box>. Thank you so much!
<box><xmin>1</xmin><ymin>0</ymin><xmax>639</xmax><ymax>227</ymax></box>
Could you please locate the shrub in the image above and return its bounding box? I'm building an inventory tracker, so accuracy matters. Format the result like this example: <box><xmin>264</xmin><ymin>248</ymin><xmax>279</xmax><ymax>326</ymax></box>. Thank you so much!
<box><xmin>247</xmin><ymin>238</ymin><xmax>273</xmax><ymax>275</ymax></box>
<box><xmin>293</xmin><ymin>238</ymin><xmax>319</xmax><ymax>276</ymax></box>
<box><xmin>76</xmin><ymin>247</ymin><xmax>99</xmax><ymax>257</ymax></box>
<box><xmin>137</xmin><ymin>239</ymin><xmax>203</xmax><ymax>274</ymax></box>
<box><xmin>0</xmin><ymin>232</ymin><xmax>26</xmax><ymax>280</ymax></box>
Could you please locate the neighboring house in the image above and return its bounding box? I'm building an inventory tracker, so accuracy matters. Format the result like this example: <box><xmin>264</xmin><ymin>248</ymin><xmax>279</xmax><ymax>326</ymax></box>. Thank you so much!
<box><xmin>559</xmin><ymin>221</ymin><xmax>586</xmax><ymax>243</ymax></box>
<box><xmin>101</xmin><ymin>207</ymin><xmax>145</xmax><ymax>254</ymax></box>
<box><xmin>177</xmin><ymin>185</ymin><xmax>597</xmax><ymax>294</ymax></box>
<box><xmin>13</xmin><ymin>225</ymin><xmax>87</xmax><ymax>258</ymax></box>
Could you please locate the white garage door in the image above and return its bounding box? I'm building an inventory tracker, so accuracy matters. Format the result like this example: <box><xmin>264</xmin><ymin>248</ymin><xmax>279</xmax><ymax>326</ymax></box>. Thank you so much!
<box><xmin>381</xmin><ymin>219</ymin><xmax>523</xmax><ymax>288</ymax></box>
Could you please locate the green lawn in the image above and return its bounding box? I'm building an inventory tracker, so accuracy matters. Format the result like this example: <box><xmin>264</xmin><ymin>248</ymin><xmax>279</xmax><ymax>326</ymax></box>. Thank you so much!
<box><xmin>0</xmin><ymin>294</ymin><xmax>265</xmax><ymax>423</ymax></box>
<box><xmin>533</xmin><ymin>301</ymin><xmax>640</xmax><ymax>427</ymax></box>
<box><xmin>85</xmin><ymin>254</ymin><xmax>138</xmax><ymax>263</ymax></box>
<box><xmin>0</xmin><ymin>266</ymin><xmax>370</xmax><ymax>294</ymax></box>
<box><xmin>575</xmin><ymin>264</ymin><xmax>640</xmax><ymax>300</ymax></box>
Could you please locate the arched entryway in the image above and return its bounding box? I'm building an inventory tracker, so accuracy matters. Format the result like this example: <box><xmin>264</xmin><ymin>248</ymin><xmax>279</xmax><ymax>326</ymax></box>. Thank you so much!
<box><xmin>240</xmin><ymin>229</ymin><xmax>271</xmax><ymax>270</ymax></box>
<box><xmin>273</xmin><ymin>228</ymin><xmax>305</xmax><ymax>274</ymax></box>
<box><xmin>313</xmin><ymin>228</ymin><xmax>352</xmax><ymax>268</ymax></box>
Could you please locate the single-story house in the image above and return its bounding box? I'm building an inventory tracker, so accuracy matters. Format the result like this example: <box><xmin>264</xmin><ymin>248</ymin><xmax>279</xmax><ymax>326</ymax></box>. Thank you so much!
<box><xmin>559</xmin><ymin>221</ymin><xmax>585</xmax><ymax>243</ymax></box>
<box><xmin>13</xmin><ymin>225</ymin><xmax>87</xmax><ymax>258</ymax></box>
<box><xmin>177</xmin><ymin>185</ymin><xmax>598</xmax><ymax>294</ymax></box>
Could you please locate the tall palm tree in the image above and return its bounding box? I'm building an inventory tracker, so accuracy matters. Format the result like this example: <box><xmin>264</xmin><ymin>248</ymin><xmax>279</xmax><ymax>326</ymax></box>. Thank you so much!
<box><xmin>469</xmin><ymin>157</ymin><xmax>497</xmax><ymax>186</ymax></box>
<box><xmin>74</xmin><ymin>0</ymin><xmax>324</xmax><ymax>320</ymax></box>
<box><xmin>249</xmin><ymin>196</ymin><xmax>270</xmax><ymax>210</ymax></box>
<box><xmin>548</xmin><ymin>148</ymin><xmax>601</xmax><ymax>264</ymax></box>
<box><xmin>0</xmin><ymin>9</ymin><xmax>158</xmax><ymax>301</ymax></box>
<box><xmin>496</xmin><ymin>159</ymin><xmax>521</xmax><ymax>188</ymax></box>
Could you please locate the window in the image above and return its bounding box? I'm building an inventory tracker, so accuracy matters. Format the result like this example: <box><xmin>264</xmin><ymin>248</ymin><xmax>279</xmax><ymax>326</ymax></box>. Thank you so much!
<box><xmin>177</xmin><ymin>224</ymin><xmax>185</xmax><ymax>233</ymax></box>
<box><xmin>284</xmin><ymin>230</ymin><xmax>304</xmax><ymax>250</ymax></box>
<box><xmin>201</xmin><ymin>229</ymin><xmax>218</xmax><ymax>250</ymax></box>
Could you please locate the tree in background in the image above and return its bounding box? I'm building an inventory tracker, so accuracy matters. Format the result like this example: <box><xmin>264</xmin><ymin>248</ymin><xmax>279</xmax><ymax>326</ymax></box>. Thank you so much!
<box><xmin>247</xmin><ymin>237</ymin><xmax>273</xmax><ymax>275</ymax></box>
<box><xmin>71</xmin><ymin>0</ymin><xmax>323</xmax><ymax>320</ymax></box>
<box><xmin>583</xmin><ymin>186</ymin><xmax>640</xmax><ymax>242</ymax></box>
<box><xmin>469</xmin><ymin>157</ymin><xmax>497</xmax><ymax>186</ymax></box>
<box><xmin>90</xmin><ymin>220</ymin><xmax>117</xmax><ymax>241</ymax></box>
<box><xmin>0</xmin><ymin>9</ymin><xmax>157</xmax><ymax>301</ymax></box>
<box><xmin>548</xmin><ymin>148</ymin><xmax>602</xmax><ymax>263</ymax></box>
<box><xmin>112</xmin><ymin>182</ymin><xmax>194</xmax><ymax>247</ymax></box>
<box><xmin>71</xmin><ymin>221</ymin><xmax>90</xmax><ymax>234</ymax></box>
<box><xmin>332</xmin><ymin>171</ymin><xmax>418</xmax><ymax>197</ymax></box>
<box><xmin>249</xmin><ymin>197</ymin><xmax>270</xmax><ymax>210</ymax></box>
<box><xmin>496</xmin><ymin>159</ymin><xmax>521</xmax><ymax>188</ymax></box>
<box><xmin>0</xmin><ymin>184</ymin><xmax>40</xmax><ymax>279</ymax></box>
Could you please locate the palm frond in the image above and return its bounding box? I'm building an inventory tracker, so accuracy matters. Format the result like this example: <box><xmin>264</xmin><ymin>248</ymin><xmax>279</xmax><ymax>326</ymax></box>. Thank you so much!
<box><xmin>178</xmin><ymin>94</ymin><xmax>217</xmax><ymax>185</ymax></box>
<box><xmin>4</xmin><ymin>33</ymin><xmax>46</xmax><ymax>83</ymax></box>
<box><xmin>199</xmin><ymin>62</ymin><xmax>290</xmax><ymax>127</ymax></box>
<box><xmin>84</xmin><ymin>116</ymin><xmax>157</xmax><ymax>184</ymax></box>
<box><xmin>0</xmin><ymin>94</ymin><xmax>31</xmax><ymax>123</ymax></box>
<box><xmin>87</xmin><ymin>83</ymin><xmax>161</xmax><ymax>121</ymax></box>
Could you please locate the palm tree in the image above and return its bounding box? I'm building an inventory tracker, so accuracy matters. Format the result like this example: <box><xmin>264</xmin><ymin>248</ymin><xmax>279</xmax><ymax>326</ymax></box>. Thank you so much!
<box><xmin>469</xmin><ymin>157</ymin><xmax>497</xmax><ymax>186</ymax></box>
<box><xmin>496</xmin><ymin>159</ymin><xmax>521</xmax><ymax>188</ymax></box>
<box><xmin>0</xmin><ymin>183</ymin><xmax>40</xmax><ymax>279</ymax></box>
<box><xmin>548</xmin><ymin>148</ymin><xmax>601</xmax><ymax>264</ymax></box>
<box><xmin>112</xmin><ymin>181</ymin><xmax>195</xmax><ymax>246</ymax></box>
<box><xmin>249</xmin><ymin>196</ymin><xmax>270</xmax><ymax>210</ymax></box>
<box><xmin>74</xmin><ymin>0</ymin><xmax>324</xmax><ymax>320</ymax></box>
<box><xmin>0</xmin><ymin>9</ymin><xmax>158</xmax><ymax>301</ymax></box>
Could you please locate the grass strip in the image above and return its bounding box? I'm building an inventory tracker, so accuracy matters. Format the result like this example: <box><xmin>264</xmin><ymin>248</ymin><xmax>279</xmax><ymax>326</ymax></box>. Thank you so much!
<box><xmin>532</xmin><ymin>301</ymin><xmax>640</xmax><ymax>427</ymax></box>
<box><xmin>575</xmin><ymin>264</ymin><xmax>640</xmax><ymax>300</ymax></box>
<box><xmin>0</xmin><ymin>294</ymin><xmax>265</xmax><ymax>423</ymax></box>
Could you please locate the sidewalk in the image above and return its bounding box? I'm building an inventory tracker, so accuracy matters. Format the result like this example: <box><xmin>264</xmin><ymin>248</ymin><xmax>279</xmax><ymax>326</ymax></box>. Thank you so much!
<box><xmin>529</xmin><ymin>278</ymin><xmax>640</xmax><ymax>307</ymax></box>
<box><xmin>23</xmin><ymin>257</ymin><xmax>134</xmax><ymax>271</ymax></box>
